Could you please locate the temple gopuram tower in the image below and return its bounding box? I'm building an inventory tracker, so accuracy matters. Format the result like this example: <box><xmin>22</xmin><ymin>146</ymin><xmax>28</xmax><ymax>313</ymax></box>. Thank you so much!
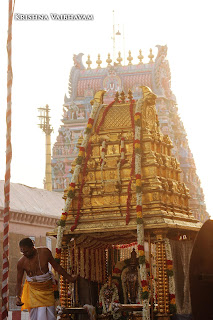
<box><xmin>52</xmin><ymin>47</ymin><xmax>209</xmax><ymax>222</ymax></box>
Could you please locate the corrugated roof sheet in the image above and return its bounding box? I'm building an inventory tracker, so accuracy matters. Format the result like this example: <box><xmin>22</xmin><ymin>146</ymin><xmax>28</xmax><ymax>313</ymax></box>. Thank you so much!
<box><xmin>0</xmin><ymin>180</ymin><xmax>64</xmax><ymax>217</ymax></box>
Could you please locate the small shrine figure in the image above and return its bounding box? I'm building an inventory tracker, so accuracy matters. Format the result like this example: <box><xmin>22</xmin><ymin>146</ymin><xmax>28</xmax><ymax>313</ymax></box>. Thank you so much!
<box><xmin>121</xmin><ymin>249</ymin><xmax>142</xmax><ymax>304</ymax></box>
<box><xmin>99</xmin><ymin>275</ymin><xmax>121</xmax><ymax>319</ymax></box>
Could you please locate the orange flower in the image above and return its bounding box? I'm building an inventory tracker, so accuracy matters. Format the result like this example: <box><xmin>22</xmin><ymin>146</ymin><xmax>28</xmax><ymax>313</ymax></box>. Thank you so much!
<box><xmin>138</xmin><ymin>250</ymin><xmax>144</xmax><ymax>256</ymax></box>
<box><xmin>137</xmin><ymin>211</ymin><xmax>142</xmax><ymax>218</ymax></box>
<box><xmin>135</xmin><ymin>143</ymin><xmax>140</xmax><ymax>149</ymax></box>
<box><xmin>142</xmin><ymin>286</ymin><xmax>148</xmax><ymax>292</ymax></box>
<box><xmin>78</xmin><ymin>150</ymin><xmax>85</xmax><ymax>157</ymax></box>
<box><xmin>134</xmin><ymin>114</ymin><xmax>140</xmax><ymax>121</ymax></box>
<box><xmin>134</xmin><ymin>112</ymin><xmax>141</xmax><ymax>119</ymax></box>
<box><xmin>136</xmin><ymin>179</ymin><xmax>141</xmax><ymax>186</ymax></box>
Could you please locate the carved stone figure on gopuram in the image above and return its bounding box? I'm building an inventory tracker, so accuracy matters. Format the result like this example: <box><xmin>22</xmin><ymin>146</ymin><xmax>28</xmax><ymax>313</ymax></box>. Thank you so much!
<box><xmin>52</xmin><ymin>47</ymin><xmax>209</xmax><ymax>223</ymax></box>
<box><xmin>50</xmin><ymin>87</ymin><xmax>202</xmax><ymax>320</ymax></box>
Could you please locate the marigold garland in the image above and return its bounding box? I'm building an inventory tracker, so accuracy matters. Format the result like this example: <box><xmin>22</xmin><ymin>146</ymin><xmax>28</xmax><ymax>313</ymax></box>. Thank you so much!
<box><xmin>120</xmin><ymin>137</ymin><xmax>126</xmax><ymax>165</ymax></box>
<box><xmin>85</xmin><ymin>117</ymin><xmax>94</xmax><ymax>134</ymax></box>
<box><xmin>164</xmin><ymin>238</ymin><xmax>177</xmax><ymax>315</ymax></box>
<box><xmin>117</xmin><ymin>137</ymin><xmax>126</xmax><ymax>183</ymax></box>
<box><xmin>55</xmin><ymin>99</ymin><xmax>102</xmax><ymax>262</ymax></box>
<box><xmin>126</xmin><ymin>101</ymin><xmax>135</xmax><ymax>225</ymax></box>
<box><xmin>100</xmin><ymin>140</ymin><xmax>106</xmax><ymax>167</ymax></box>
<box><xmin>67</xmin><ymin>183</ymin><xmax>75</xmax><ymax>199</ymax></box>
<box><xmin>141</xmin><ymin>280</ymin><xmax>149</xmax><ymax>299</ymax></box>
<box><xmin>134</xmin><ymin>98</ymin><xmax>150</xmax><ymax>320</ymax></box>
<box><xmin>113</xmin><ymin>242</ymin><xmax>137</xmax><ymax>249</ymax></box>
<box><xmin>71</xmin><ymin>142</ymin><xmax>92</xmax><ymax>232</ymax></box>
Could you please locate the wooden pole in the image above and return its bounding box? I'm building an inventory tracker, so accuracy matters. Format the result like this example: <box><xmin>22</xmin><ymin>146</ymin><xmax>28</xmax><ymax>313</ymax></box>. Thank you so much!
<box><xmin>1</xmin><ymin>0</ymin><xmax>14</xmax><ymax>319</ymax></box>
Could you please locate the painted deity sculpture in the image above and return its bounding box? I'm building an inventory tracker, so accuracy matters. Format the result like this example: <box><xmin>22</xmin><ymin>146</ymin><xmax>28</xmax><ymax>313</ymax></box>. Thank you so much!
<box><xmin>121</xmin><ymin>249</ymin><xmax>142</xmax><ymax>304</ymax></box>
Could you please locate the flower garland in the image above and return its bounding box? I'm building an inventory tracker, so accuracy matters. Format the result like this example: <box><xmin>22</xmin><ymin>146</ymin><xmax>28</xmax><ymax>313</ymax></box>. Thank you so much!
<box><xmin>113</xmin><ymin>242</ymin><xmax>137</xmax><ymax>249</ymax></box>
<box><xmin>120</xmin><ymin>137</ymin><xmax>125</xmax><ymax>165</ymax></box>
<box><xmin>100</xmin><ymin>140</ymin><xmax>106</xmax><ymax>167</ymax></box>
<box><xmin>117</xmin><ymin>137</ymin><xmax>126</xmax><ymax>183</ymax></box>
<box><xmin>85</xmin><ymin>117</ymin><xmax>94</xmax><ymax>134</ymax></box>
<box><xmin>126</xmin><ymin>101</ymin><xmax>135</xmax><ymax>224</ymax></box>
<box><xmin>164</xmin><ymin>238</ymin><xmax>177</xmax><ymax>314</ymax></box>
<box><xmin>55</xmin><ymin>98</ymin><xmax>102</xmax><ymax>262</ymax></box>
<box><xmin>134</xmin><ymin>98</ymin><xmax>150</xmax><ymax>320</ymax></box>
<box><xmin>99</xmin><ymin>282</ymin><xmax>120</xmax><ymax>319</ymax></box>
<box><xmin>71</xmin><ymin>142</ymin><xmax>92</xmax><ymax>232</ymax></box>
<box><xmin>100</xmin><ymin>139</ymin><xmax>106</xmax><ymax>183</ymax></box>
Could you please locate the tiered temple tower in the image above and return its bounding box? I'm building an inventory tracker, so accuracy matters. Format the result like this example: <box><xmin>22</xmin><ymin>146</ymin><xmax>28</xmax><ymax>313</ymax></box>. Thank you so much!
<box><xmin>52</xmin><ymin>46</ymin><xmax>209</xmax><ymax>222</ymax></box>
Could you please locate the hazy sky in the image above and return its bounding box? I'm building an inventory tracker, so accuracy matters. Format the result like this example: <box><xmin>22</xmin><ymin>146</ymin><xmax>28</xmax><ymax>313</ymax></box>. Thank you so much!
<box><xmin>0</xmin><ymin>0</ymin><xmax>213</xmax><ymax>216</ymax></box>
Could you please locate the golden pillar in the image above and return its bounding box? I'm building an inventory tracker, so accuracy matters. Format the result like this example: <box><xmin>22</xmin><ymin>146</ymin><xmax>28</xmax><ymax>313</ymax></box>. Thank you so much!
<box><xmin>60</xmin><ymin>244</ymin><xmax>69</xmax><ymax>308</ymax></box>
<box><xmin>155</xmin><ymin>233</ymin><xmax>170</xmax><ymax>320</ymax></box>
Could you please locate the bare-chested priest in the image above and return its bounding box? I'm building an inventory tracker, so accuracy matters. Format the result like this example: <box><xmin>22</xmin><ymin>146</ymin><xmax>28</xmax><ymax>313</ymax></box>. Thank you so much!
<box><xmin>16</xmin><ymin>237</ymin><xmax>77</xmax><ymax>320</ymax></box>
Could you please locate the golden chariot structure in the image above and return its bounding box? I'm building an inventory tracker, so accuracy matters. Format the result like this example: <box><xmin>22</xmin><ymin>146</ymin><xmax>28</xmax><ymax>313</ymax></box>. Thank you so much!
<box><xmin>50</xmin><ymin>87</ymin><xmax>201</xmax><ymax>320</ymax></box>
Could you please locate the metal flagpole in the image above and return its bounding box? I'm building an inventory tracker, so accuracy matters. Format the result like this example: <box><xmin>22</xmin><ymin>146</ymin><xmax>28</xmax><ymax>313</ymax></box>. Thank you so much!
<box><xmin>1</xmin><ymin>0</ymin><xmax>15</xmax><ymax>319</ymax></box>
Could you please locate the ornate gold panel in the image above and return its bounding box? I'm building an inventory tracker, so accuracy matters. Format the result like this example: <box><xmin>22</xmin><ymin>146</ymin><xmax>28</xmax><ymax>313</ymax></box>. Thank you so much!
<box><xmin>92</xmin><ymin>146</ymin><xmax>100</xmax><ymax>157</ymax></box>
<box><xmin>125</xmin><ymin>143</ymin><xmax>133</xmax><ymax>153</ymax></box>
<box><xmin>96</xmin><ymin>104</ymin><xmax>133</xmax><ymax>130</ymax></box>
<box><xmin>83</xmin><ymin>197</ymin><xmax>91</xmax><ymax>207</ymax></box>
<box><xmin>91</xmin><ymin>197</ymin><xmax>104</xmax><ymax>207</ymax></box>
<box><xmin>86</xmin><ymin>171</ymin><xmax>95</xmax><ymax>182</ymax></box>
<box><xmin>82</xmin><ymin>185</ymin><xmax>91</xmax><ymax>195</ymax></box>
<box><xmin>120</xmin><ymin>168</ymin><xmax>132</xmax><ymax>179</ymax></box>
<box><xmin>105</xmin><ymin>158</ymin><xmax>118</xmax><ymax>168</ymax></box>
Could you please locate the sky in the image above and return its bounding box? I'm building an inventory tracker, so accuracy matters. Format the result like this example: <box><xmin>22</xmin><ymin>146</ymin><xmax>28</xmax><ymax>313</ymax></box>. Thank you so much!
<box><xmin>0</xmin><ymin>0</ymin><xmax>213</xmax><ymax>216</ymax></box>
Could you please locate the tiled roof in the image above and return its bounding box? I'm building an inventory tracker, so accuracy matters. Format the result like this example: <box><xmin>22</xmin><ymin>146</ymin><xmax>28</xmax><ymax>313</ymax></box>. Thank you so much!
<box><xmin>0</xmin><ymin>181</ymin><xmax>64</xmax><ymax>217</ymax></box>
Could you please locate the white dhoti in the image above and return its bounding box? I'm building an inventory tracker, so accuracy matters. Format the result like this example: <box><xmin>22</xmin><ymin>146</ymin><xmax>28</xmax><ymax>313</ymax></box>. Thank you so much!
<box><xmin>29</xmin><ymin>305</ymin><xmax>55</xmax><ymax>320</ymax></box>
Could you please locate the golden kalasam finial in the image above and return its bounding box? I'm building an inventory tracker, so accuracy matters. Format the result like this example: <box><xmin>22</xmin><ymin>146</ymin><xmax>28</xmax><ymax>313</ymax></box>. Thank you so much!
<box><xmin>128</xmin><ymin>89</ymin><xmax>133</xmax><ymax>101</ymax></box>
<box><xmin>127</xmin><ymin>50</ymin><xmax>133</xmax><ymax>65</ymax></box>
<box><xmin>140</xmin><ymin>86</ymin><xmax>157</xmax><ymax>104</ymax></box>
<box><xmin>86</xmin><ymin>55</ymin><xmax>92</xmax><ymax>69</ymax></box>
<box><xmin>148</xmin><ymin>48</ymin><xmax>154</xmax><ymax>63</ymax></box>
<box><xmin>90</xmin><ymin>90</ymin><xmax>106</xmax><ymax>105</ymax></box>
<box><xmin>138</xmin><ymin>49</ymin><xmax>144</xmax><ymax>64</ymax></box>
<box><xmin>106</xmin><ymin>53</ymin><xmax>112</xmax><ymax>67</ymax></box>
<box><xmin>120</xmin><ymin>91</ymin><xmax>126</xmax><ymax>103</ymax></box>
<box><xmin>114</xmin><ymin>91</ymin><xmax>119</xmax><ymax>103</ymax></box>
<box><xmin>116</xmin><ymin>51</ymin><xmax>123</xmax><ymax>65</ymax></box>
<box><xmin>96</xmin><ymin>54</ymin><xmax>102</xmax><ymax>69</ymax></box>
